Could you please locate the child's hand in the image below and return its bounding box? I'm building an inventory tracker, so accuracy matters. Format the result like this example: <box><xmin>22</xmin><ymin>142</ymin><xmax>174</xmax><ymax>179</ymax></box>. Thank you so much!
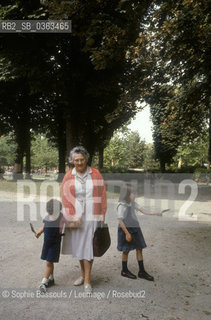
<box><xmin>34</xmin><ymin>225</ymin><xmax>44</xmax><ymax>238</ymax></box>
<box><xmin>35</xmin><ymin>232</ymin><xmax>41</xmax><ymax>239</ymax></box>
<box><xmin>126</xmin><ymin>233</ymin><xmax>132</xmax><ymax>242</ymax></box>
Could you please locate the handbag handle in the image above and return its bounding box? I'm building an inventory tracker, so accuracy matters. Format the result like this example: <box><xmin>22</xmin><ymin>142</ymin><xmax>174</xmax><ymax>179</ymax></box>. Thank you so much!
<box><xmin>98</xmin><ymin>221</ymin><xmax>107</xmax><ymax>228</ymax></box>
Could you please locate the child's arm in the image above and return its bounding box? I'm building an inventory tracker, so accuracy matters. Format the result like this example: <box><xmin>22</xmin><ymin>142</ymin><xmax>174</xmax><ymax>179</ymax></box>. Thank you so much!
<box><xmin>139</xmin><ymin>207</ymin><xmax>162</xmax><ymax>216</ymax></box>
<box><xmin>138</xmin><ymin>206</ymin><xmax>169</xmax><ymax>216</ymax></box>
<box><xmin>119</xmin><ymin>219</ymin><xmax>132</xmax><ymax>242</ymax></box>
<box><xmin>35</xmin><ymin>224</ymin><xmax>44</xmax><ymax>238</ymax></box>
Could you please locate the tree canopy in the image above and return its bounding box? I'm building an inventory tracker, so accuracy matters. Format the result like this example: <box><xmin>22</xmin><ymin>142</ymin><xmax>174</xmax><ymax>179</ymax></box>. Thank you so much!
<box><xmin>0</xmin><ymin>0</ymin><xmax>210</xmax><ymax>173</ymax></box>
<box><xmin>129</xmin><ymin>0</ymin><xmax>210</xmax><ymax>170</ymax></box>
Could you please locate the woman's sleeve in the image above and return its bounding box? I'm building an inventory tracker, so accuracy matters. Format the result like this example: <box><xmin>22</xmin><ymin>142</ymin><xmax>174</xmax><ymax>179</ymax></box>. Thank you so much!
<box><xmin>101</xmin><ymin>181</ymin><xmax>107</xmax><ymax>216</ymax></box>
<box><xmin>61</xmin><ymin>172</ymin><xmax>69</xmax><ymax>206</ymax></box>
<box><xmin>61</xmin><ymin>171</ymin><xmax>75</xmax><ymax>220</ymax></box>
<box><xmin>98</xmin><ymin>171</ymin><xmax>107</xmax><ymax>216</ymax></box>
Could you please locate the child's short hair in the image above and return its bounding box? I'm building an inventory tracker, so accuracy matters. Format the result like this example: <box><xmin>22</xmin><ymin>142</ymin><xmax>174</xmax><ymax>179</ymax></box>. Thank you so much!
<box><xmin>119</xmin><ymin>183</ymin><xmax>135</xmax><ymax>203</ymax></box>
<box><xmin>46</xmin><ymin>199</ymin><xmax>62</xmax><ymax>215</ymax></box>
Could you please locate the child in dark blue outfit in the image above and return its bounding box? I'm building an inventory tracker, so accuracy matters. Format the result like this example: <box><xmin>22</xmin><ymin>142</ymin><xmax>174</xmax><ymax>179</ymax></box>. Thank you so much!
<box><xmin>117</xmin><ymin>183</ymin><xmax>164</xmax><ymax>281</ymax></box>
<box><xmin>36</xmin><ymin>199</ymin><xmax>64</xmax><ymax>293</ymax></box>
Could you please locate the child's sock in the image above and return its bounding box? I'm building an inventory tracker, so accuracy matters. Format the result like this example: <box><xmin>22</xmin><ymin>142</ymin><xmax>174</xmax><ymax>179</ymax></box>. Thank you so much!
<box><xmin>48</xmin><ymin>274</ymin><xmax>54</xmax><ymax>281</ymax></box>
<box><xmin>41</xmin><ymin>277</ymin><xmax>49</xmax><ymax>285</ymax></box>
<box><xmin>138</xmin><ymin>260</ymin><xmax>145</xmax><ymax>272</ymax></box>
<box><xmin>122</xmin><ymin>261</ymin><xmax>128</xmax><ymax>272</ymax></box>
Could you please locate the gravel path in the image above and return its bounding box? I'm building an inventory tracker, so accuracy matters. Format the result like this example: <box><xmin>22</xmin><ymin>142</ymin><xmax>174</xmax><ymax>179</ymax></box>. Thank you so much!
<box><xmin>0</xmin><ymin>190</ymin><xmax>210</xmax><ymax>320</ymax></box>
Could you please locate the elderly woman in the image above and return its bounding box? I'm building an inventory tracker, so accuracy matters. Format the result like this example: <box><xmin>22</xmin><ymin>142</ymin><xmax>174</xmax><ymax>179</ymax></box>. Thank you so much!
<box><xmin>61</xmin><ymin>146</ymin><xmax>107</xmax><ymax>292</ymax></box>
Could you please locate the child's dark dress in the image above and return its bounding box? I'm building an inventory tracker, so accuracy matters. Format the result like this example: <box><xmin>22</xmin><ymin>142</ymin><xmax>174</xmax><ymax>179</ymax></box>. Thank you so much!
<box><xmin>41</xmin><ymin>212</ymin><xmax>63</xmax><ymax>263</ymax></box>
<box><xmin>117</xmin><ymin>202</ymin><xmax>147</xmax><ymax>252</ymax></box>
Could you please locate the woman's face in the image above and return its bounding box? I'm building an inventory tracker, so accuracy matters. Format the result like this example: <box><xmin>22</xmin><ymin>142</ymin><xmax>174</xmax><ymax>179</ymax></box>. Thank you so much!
<box><xmin>73</xmin><ymin>153</ymin><xmax>88</xmax><ymax>173</ymax></box>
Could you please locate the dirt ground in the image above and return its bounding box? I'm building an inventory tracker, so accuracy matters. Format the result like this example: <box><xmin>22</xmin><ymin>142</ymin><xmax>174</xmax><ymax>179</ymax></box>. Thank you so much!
<box><xmin>0</xmin><ymin>188</ymin><xmax>210</xmax><ymax>320</ymax></box>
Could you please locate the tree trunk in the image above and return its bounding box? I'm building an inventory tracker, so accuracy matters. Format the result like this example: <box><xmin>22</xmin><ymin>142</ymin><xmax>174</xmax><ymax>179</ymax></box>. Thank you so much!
<box><xmin>57</xmin><ymin>115</ymin><xmax>66</xmax><ymax>175</ymax></box>
<box><xmin>14</xmin><ymin>123</ymin><xmax>25</xmax><ymax>180</ymax></box>
<box><xmin>85</xmin><ymin>139</ymin><xmax>96</xmax><ymax>166</ymax></box>
<box><xmin>58</xmin><ymin>137</ymin><xmax>66</xmax><ymax>181</ymax></box>
<box><xmin>65</xmin><ymin>112</ymin><xmax>98</xmax><ymax>167</ymax></box>
<box><xmin>98</xmin><ymin>145</ymin><xmax>104</xmax><ymax>170</ymax></box>
<box><xmin>178</xmin><ymin>156</ymin><xmax>182</xmax><ymax>169</ymax></box>
<box><xmin>160</xmin><ymin>158</ymin><xmax>166</xmax><ymax>172</ymax></box>
<box><xmin>66</xmin><ymin>116</ymin><xmax>72</xmax><ymax>160</ymax></box>
<box><xmin>65</xmin><ymin>114</ymin><xmax>79</xmax><ymax>160</ymax></box>
<box><xmin>14</xmin><ymin>155</ymin><xmax>24</xmax><ymax>180</ymax></box>
<box><xmin>25</xmin><ymin>128</ymin><xmax>31</xmax><ymax>179</ymax></box>
<box><xmin>58</xmin><ymin>141</ymin><xmax>66</xmax><ymax>172</ymax></box>
<box><xmin>208</xmin><ymin>109</ymin><xmax>211</xmax><ymax>169</ymax></box>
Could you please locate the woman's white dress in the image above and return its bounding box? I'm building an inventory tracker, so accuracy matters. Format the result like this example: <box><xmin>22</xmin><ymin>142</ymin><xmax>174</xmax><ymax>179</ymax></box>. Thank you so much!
<box><xmin>61</xmin><ymin>167</ymin><xmax>98</xmax><ymax>261</ymax></box>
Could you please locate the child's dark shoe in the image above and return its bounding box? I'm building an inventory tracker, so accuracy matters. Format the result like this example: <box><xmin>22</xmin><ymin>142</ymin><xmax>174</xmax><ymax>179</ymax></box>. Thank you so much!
<box><xmin>48</xmin><ymin>279</ymin><xmax>55</xmax><ymax>287</ymax></box>
<box><xmin>121</xmin><ymin>270</ymin><xmax>137</xmax><ymax>279</ymax></box>
<box><xmin>138</xmin><ymin>271</ymin><xmax>154</xmax><ymax>281</ymax></box>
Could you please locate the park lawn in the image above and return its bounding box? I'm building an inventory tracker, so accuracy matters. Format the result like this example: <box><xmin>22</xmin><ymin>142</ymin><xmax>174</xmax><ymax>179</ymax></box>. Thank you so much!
<box><xmin>0</xmin><ymin>180</ymin><xmax>19</xmax><ymax>193</ymax></box>
<box><xmin>0</xmin><ymin>179</ymin><xmax>62</xmax><ymax>197</ymax></box>
<box><xmin>0</xmin><ymin>179</ymin><xmax>119</xmax><ymax>199</ymax></box>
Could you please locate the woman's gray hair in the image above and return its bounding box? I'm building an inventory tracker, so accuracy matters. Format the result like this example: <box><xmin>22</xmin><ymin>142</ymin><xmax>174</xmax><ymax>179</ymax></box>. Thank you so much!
<box><xmin>69</xmin><ymin>146</ymin><xmax>90</xmax><ymax>163</ymax></box>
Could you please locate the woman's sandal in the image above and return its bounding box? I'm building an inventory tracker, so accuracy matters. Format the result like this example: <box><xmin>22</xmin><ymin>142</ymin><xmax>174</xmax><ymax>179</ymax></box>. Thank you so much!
<box><xmin>74</xmin><ymin>276</ymin><xmax>84</xmax><ymax>286</ymax></box>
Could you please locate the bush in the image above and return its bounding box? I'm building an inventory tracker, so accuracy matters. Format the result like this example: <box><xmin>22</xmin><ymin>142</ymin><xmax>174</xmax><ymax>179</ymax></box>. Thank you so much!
<box><xmin>173</xmin><ymin>166</ymin><xmax>197</xmax><ymax>173</ymax></box>
<box><xmin>0</xmin><ymin>167</ymin><xmax>4</xmax><ymax>179</ymax></box>
<box><xmin>100</xmin><ymin>166</ymin><xmax>128</xmax><ymax>173</ymax></box>
<box><xmin>194</xmin><ymin>167</ymin><xmax>211</xmax><ymax>183</ymax></box>
<box><xmin>194</xmin><ymin>167</ymin><xmax>211</xmax><ymax>174</ymax></box>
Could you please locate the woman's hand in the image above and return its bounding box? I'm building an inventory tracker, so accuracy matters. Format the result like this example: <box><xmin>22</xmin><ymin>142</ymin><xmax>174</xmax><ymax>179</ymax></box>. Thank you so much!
<box><xmin>67</xmin><ymin>217</ymin><xmax>82</xmax><ymax>229</ymax></box>
<box><xmin>126</xmin><ymin>232</ymin><xmax>132</xmax><ymax>242</ymax></box>
<box><xmin>75</xmin><ymin>217</ymin><xmax>82</xmax><ymax>227</ymax></box>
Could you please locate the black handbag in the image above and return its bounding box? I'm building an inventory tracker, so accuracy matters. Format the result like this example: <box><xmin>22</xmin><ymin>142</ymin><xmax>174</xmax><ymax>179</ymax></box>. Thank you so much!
<box><xmin>93</xmin><ymin>223</ymin><xmax>111</xmax><ymax>257</ymax></box>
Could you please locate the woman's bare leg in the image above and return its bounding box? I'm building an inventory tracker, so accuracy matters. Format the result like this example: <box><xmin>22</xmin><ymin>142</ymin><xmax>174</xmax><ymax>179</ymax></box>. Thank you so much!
<box><xmin>79</xmin><ymin>260</ymin><xmax>85</xmax><ymax>278</ymax></box>
<box><xmin>83</xmin><ymin>259</ymin><xmax>93</xmax><ymax>285</ymax></box>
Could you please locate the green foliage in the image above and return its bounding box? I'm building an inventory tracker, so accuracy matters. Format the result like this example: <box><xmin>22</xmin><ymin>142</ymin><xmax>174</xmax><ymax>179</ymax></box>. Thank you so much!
<box><xmin>99</xmin><ymin>166</ymin><xmax>128</xmax><ymax>173</ymax></box>
<box><xmin>102</xmin><ymin>128</ymin><xmax>146</xmax><ymax>169</ymax></box>
<box><xmin>92</xmin><ymin>123</ymin><xmax>160</xmax><ymax>172</ymax></box>
<box><xmin>31</xmin><ymin>134</ymin><xmax>58</xmax><ymax>169</ymax></box>
<box><xmin>0</xmin><ymin>134</ymin><xmax>17</xmax><ymax>166</ymax></box>
<box><xmin>0</xmin><ymin>0</ymin><xmax>210</xmax><ymax>174</ymax></box>
<box><xmin>173</xmin><ymin>133</ymin><xmax>209</xmax><ymax>168</ymax></box>
<box><xmin>194</xmin><ymin>167</ymin><xmax>211</xmax><ymax>183</ymax></box>
<box><xmin>0</xmin><ymin>0</ymin><xmax>153</xmax><ymax>165</ymax></box>
<box><xmin>142</xmin><ymin>143</ymin><xmax>159</xmax><ymax>171</ymax></box>
<box><xmin>130</xmin><ymin>0</ymin><xmax>210</xmax><ymax>171</ymax></box>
